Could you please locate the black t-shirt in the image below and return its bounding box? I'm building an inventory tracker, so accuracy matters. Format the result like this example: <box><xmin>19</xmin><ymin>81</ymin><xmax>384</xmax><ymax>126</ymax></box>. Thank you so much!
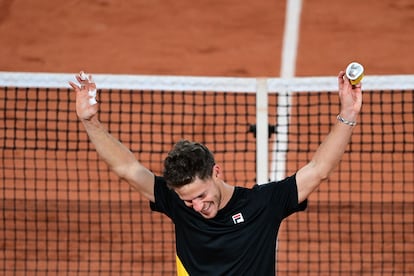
<box><xmin>150</xmin><ymin>174</ymin><xmax>307</xmax><ymax>275</ymax></box>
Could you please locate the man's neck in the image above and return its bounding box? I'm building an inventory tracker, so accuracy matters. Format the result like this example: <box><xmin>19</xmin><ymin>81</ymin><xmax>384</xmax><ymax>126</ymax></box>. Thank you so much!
<box><xmin>218</xmin><ymin>182</ymin><xmax>235</xmax><ymax>210</ymax></box>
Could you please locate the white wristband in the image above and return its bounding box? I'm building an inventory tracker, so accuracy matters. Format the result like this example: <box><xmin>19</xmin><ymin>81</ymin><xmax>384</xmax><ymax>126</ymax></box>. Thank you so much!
<box><xmin>337</xmin><ymin>114</ymin><xmax>357</xmax><ymax>126</ymax></box>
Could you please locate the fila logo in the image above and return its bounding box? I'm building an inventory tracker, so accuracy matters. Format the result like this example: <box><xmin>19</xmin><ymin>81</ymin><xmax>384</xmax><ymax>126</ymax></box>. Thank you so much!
<box><xmin>232</xmin><ymin>212</ymin><xmax>244</xmax><ymax>224</ymax></box>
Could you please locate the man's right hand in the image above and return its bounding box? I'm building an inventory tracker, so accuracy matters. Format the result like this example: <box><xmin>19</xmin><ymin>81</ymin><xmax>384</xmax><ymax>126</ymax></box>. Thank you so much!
<box><xmin>69</xmin><ymin>71</ymin><xmax>99</xmax><ymax>121</ymax></box>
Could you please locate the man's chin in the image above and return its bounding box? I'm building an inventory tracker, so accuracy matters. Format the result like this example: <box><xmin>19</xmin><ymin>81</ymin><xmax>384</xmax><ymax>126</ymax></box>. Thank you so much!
<box><xmin>200</xmin><ymin>209</ymin><xmax>217</xmax><ymax>219</ymax></box>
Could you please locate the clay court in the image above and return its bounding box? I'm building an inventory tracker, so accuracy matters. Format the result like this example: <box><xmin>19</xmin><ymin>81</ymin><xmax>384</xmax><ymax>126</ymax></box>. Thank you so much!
<box><xmin>1</xmin><ymin>0</ymin><xmax>413</xmax><ymax>275</ymax></box>
<box><xmin>1</xmin><ymin>0</ymin><xmax>414</xmax><ymax>76</ymax></box>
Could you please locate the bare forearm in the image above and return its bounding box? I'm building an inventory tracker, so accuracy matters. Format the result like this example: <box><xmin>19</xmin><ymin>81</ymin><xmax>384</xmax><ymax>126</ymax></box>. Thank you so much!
<box><xmin>81</xmin><ymin>117</ymin><xmax>139</xmax><ymax>178</ymax></box>
<box><xmin>311</xmin><ymin>121</ymin><xmax>354</xmax><ymax>179</ymax></box>
<box><xmin>81</xmin><ymin>117</ymin><xmax>155</xmax><ymax>200</ymax></box>
<box><xmin>70</xmin><ymin>72</ymin><xmax>155</xmax><ymax>201</ymax></box>
<box><xmin>296</xmin><ymin>70</ymin><xmax>362</xmax><ymax>202</ymax></box>
<box><xmin>296</xmin><ymin>118</ymin><xmax>356</xmax><ymax>203</ymax></box>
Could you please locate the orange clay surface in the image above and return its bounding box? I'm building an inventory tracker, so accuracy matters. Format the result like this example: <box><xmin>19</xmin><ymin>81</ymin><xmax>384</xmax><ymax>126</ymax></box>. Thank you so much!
<box><xmin>0</xmin><ymin>0</ymin><xmax>413</xmax><ymax>76</ymax></box>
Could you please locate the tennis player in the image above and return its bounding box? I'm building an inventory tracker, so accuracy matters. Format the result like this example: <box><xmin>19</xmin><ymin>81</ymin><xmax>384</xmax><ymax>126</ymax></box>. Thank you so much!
<box><xmin>69</xmin><ymin>69</ymin><xmax>362</xmax><ymax>275</ymax></box>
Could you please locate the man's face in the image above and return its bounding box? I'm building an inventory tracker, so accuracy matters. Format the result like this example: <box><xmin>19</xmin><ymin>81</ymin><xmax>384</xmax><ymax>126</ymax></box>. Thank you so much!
<box><xmin>174</xmin><ymin>175</ymin><xmax>222</xmax><ymax>219</ymax></box>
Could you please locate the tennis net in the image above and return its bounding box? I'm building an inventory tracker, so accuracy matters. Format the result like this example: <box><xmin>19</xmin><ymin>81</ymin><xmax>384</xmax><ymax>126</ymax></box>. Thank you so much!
<box><xmin>1</xmin><ymin>72</ymin><xmax>413</xmax><ymax>275</ymax></box>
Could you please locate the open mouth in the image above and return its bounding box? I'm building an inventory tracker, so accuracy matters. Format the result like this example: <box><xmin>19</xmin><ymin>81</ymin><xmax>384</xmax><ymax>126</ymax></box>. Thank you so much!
<box><xmin>201</xmin><ymin>202</ymin><xmax>211</xmax><ymax>213</ymax></box>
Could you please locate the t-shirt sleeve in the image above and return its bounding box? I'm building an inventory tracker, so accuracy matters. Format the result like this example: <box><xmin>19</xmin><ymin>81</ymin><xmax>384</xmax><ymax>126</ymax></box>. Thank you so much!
<box><xmin>256</xmin><ymin>174</ymin><xmax>307</xmax><ymax>220</ymax></box>
<box><xmin>149</xmin><ymin>176</ymin><xmax>175</xmax><ymax>219</ymax></box>
<box><xmin>278</xmin><ymin>174</ymin><xmax>307</xmax><ymax>218</ymax></box>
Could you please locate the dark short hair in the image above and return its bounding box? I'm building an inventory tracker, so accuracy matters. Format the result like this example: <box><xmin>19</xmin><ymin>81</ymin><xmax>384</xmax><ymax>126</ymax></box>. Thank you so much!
<box><xmin>163</xmin><ymin>140</ymin><xmax>215</xmax><ymax>188</ymax></box>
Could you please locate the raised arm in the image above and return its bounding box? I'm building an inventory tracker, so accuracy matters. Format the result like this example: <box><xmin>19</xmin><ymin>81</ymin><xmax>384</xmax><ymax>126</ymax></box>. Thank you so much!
<box><xmin>296</xmin><ymin>70</ymin><xmax>363</xmax><ymax>203</ymax></box>
<box><xmin>69</xmin><ymin>72</ymin><xmax>155</xmax><ymax>202</ymax></box>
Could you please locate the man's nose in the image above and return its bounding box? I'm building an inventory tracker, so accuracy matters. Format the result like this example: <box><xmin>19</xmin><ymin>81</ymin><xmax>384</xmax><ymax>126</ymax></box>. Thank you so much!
<box><xmin>192</xmin><ymin>199</ymin><xmax>203</xmax><ymax>212</ymax></box>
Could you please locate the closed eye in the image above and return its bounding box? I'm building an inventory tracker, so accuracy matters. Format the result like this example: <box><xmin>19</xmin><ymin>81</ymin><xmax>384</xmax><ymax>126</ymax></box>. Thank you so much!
<box><xmin>183</xmin><ymin>193</ymin><xmax>206</xmax><ymax>206</ymax></box>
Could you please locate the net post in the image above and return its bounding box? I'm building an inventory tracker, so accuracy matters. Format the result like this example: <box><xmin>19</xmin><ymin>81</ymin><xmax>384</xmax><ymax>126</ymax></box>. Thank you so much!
<box><xmin>256</xmin><ymin>78</ymin><xmax>269</xmax><ymax>184</ymax></box>
<box><xmin>270</xmin><ymin>91</ymin><xmax>292</xmax><ymax>181</ymax></box>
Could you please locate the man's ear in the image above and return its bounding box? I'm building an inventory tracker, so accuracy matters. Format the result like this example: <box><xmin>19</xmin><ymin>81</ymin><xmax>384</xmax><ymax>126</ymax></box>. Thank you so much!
<box><xmin>212</xmin><ymin>164</ymin><xmax>221</xmax><ymax>178</ymax></box>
